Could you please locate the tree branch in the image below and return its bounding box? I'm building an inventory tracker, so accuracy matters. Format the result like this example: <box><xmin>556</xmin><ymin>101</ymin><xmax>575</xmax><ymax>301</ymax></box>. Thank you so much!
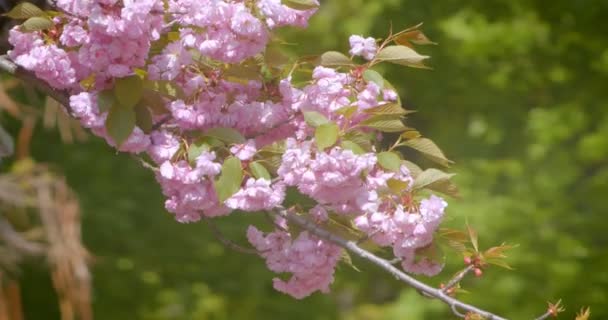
<box><xmin>0</xmin><ymin>55</ymin><xmax>72</xmax><ymax>114</ymax></box>
<box><xmin>203</xmin><ymin>217</ymin><xmax>258</xmax><ymax>255</ymax></box>
<box><xmin>274</xmin><ymin>207</ymin><xmax>508</xmax><ymax>320</ymax></box>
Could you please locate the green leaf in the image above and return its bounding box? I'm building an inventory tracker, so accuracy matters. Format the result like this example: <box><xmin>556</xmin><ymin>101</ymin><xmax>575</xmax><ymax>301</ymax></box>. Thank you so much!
<box><xmin>105</xmin><ymin>105</ymin><xmax>135</xmax><ymax>148</ymax></box>
<box><xmin>412</xmin><ymin>168</ymin><xmax>458</xmax><ymax>198</ymax></box>
<box><xmin>344</xmin><ymin>130</ymin><xmax>374</xmax><ymax>151</ymax></box>
<box><xmin>249</xmin><ymin>162</ymin><xmax>271</xmax><ymax>181</ymax></box>
<box><xmin>387</xmin><ymin>178</ymin><xmax>409</xmax><ymax>194</ymax></box>
<box><xmin>364</xmin><ymin>102</ymin><xmax>410</xmax><ymax>116</ymax></box>
<box><xmin>4</xmin><ymin>2</ymin><xmax>44</xmax><ymax>19</ymax></box>
<box><xmin>340</xmin><ymin>250</ymin><xmax>360</xmax><ymax>272</ymax></box>
<box><xmin>401</xmin><ymin>137</ymin><xmax>453</xmax><ymax>167</ymax></box>
<box><xmin>144</xmin><ymin>80</ymin><xmax>185</xmax><ymax>99</ymax></box>
<box><xmin>134</xmin><ymin>104</ymin><xmax>153</xmax><ymax>133</ymax></box>
<box><xmin>412</xmin><ymin>168</ymin><xmax>454</xmax><ymax>189</ymax></box>
<box><xmin>187</xmin><ymin>142</ymin><xmax>210</xmax><ymax>164</ymax></box>
<box><xmin>167</xmin><ymin>31</ymin><xmax>180</xmax><ymax>41</ymax></box>
<box><xmin>203</xmin><ymin>127</ymin><xmax>246</xmax><ymax>145</ymax></box>
<box><xmin>97</xmin><ymin>89</ymin><xmax>115</xmax><ymax>113</ymax></box>
<box><xmin>335</xmin><ymin>105</ymin><xmax>358</xmax><ymax>118</ymax></box>
<box><xmin>394</xmin><ymin>30</ymin><xmax>436</xmax><ymax>46</ymax></box>
<box><xmin>315</xmin><ymin>123</ymin><xmax>339</xmax><ymax>150</ymax></box>
<box><xmin>303</xmin><ymin>111</ymin><xmax>329</xmax><ymax>127</ymax></box>
<box><xmin>377</xmin><ymin>151</ymin><xmax>402</xmax><ymax>172</ymax></box>
<box><xmin>20</xmin><ymin>16</ymin><xmax>53</xmax><ymax>32</ymax></box>
<box><xmin>214</xmin><ymin>157</ymin><xmax>243</xmax><ymax>202</ymax></box>
<box><xmin>265</xmin><ymin>44</ymin><xmax>290</xmax><ymax>68</ymax></box>
<box><xmin>114</xmin><ymin>75</ymin><xmax>143</xmax><ymax>109</ymax></box>
<box><xmin>361</xmin><ymin>115</ymin><xmax>409</xmax><ymax>132</ymax></box>
<box><xmin>283</xmin><ymin>0</ymin><xmax>319</xmax><ymax>11</ymax></box>
<box><xmin>376</xmin><ymin>45</ymin><xmax>430</xmax><ymax>69</ymax></box>
<box><xmin>320</xmin><ymin>51</ymin><xmax>353</xmax><ymax>67</ymax></box>
<box><xmin>341</xmin><ymin>140</ymin><xmax>365</xmax><ymax>155</ymax></box>
<box><xmin>401</xmin><ymin>160</ymin><xmax>422</xmax><ymax>177</ymax></box>
<box><xmin>467</xmin><ymin>224</ymin><xmax>479</xmax><ymax>253</ymax></box>
<box><xmin>224</xmin><ymin>63</ymin><xmax>261</xmax><ymax>82</ymax></box>
<box><xmin>362</xmin><ymin>69</ymin><xmax>384</xmax><ymax>89</ymax></box>
<box><xmin>283</xmin><ymin>187</ymin><xmax>316</xmax><ymax>209</ymax></box>
<box><xmin>400</xmin><ymin>130</ymin><xmax>422</xmax><ymax>140</ymax></box>
<box><xmin>141</xmin><ymin>90</ymin><xmax>169</xmax><ymax>115</ymax></box>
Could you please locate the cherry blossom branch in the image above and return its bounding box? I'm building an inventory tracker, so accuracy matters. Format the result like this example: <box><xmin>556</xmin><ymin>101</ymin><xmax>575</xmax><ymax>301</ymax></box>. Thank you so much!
<box><xmin>273</xmin><ymin>207</ymin><xmax>508</xmax><ymax>320</ymax></box>
<box><xmin>0</xmin><ymin>54</ymin><xmax>562</xmax><ymax>320</ymax></box>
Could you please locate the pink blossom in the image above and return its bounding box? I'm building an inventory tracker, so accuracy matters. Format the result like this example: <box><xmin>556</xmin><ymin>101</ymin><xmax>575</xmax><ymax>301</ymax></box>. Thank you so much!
<box><xmin>225</xmin><ymin>179</ymin><xmax>285</xmax><ymax>211</ymax></box>
<box><xmin>247</xmin><ymin>226</ymin><xmax>341</xmax><ymax>299</ymax></box>
<box><xmin>349</xmin><ymin>35</ymin><xmax>378</xmax><ymax>60</ymax></box>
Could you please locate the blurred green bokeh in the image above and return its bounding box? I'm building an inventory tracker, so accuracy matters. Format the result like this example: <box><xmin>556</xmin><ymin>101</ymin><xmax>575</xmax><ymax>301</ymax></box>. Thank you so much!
<box><xmin>5</xmin><ymin>0</ymin><xmax>608</xmax><ymax>319</ymax></box>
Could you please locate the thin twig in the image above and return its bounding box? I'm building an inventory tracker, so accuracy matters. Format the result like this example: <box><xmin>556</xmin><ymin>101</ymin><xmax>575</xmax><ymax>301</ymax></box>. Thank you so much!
<box><xmin>442</xmin><ymin>264</ymin><xmax>475</xmax><ymax>293</ymax></box>
<box><xmin>533</xmin><ymin>311</ymin><xmax>553</xmax><ymax>320</ymax></box>
<box><xmin>204</xmin><ymin>217</ymin><xmax>258</xmax><ymax>255</ymax></box>
<box><xmin>132</xmin><ymin>156</ymin><xmax>158</xmax><ymax>173</ymax></box>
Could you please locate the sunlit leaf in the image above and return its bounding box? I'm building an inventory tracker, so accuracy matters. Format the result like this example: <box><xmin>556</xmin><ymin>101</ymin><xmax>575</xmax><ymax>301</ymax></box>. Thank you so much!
<box><xmin>319</xmin><ymin>51</ymin><xmax>353</xmax><ymax>67</ymax></box>
<box><xmin>400</xmin><ymin>130</ymin><xmax>422</xmax><ymax>140</ymax></box>
<box><xmin>283</xmin><ymin>0</ymin><xmax>319</xmax><ymax>10</ymax></box>
<box><xmin>203</xmin><ymin>127</ymin><xmax>246</xmax><ymax>145</ymax></box>
<box><xmin>376</xmin><ymin>45</ymin><xmax>430</xmax><ymax>69</ymax></box>
<box><xmin>249</xmin><ymin>162</ymin><xmax>271</xmax><ymax>181</ymax></box>
<box><xmin>412</xmin><ymin>168</ymin><xmax>454</xmax><ymax>189</ymax></box>
<box><xmin>20</xmin><ymin>16</ymin><xmax>53</xmax><ymax>32</ymax></box>
<box><xmin>303</xmin><ymin>111</ymin><xmax>329</xmax><ymax>127</ymax></box>
<box><xmin>394</xmin><ymin>30</ymin><xmax>436</xmax><ymax>47</ymax></box>
<box><xmin>215</xmin><ymin>157</ymin><xmax>243</xmax><ymax>202</ymax></box>
<box><xmin>401</xmin><ymin>160</ymin><xmax>422</xmax><ymax>177</ymax></box>
<box><xmin>377</xmin><ymin>151</ymin><xmax>402</xmax><ymax>172</ymax></box>
<box><xmin>4</xmin><ymin>2</ymin><xmax>44</xmax><ymax>19</ymax></box>
<box><xmin>387</xmin><ymin>178</ymin><xmax>409</xmax><ymax>194</ymax></box>
<box><xmin>362</xmin><ymin>69</ymin><xmax>384</xmax><ymax>89</ymax></box>
<box><xmin>224</xmin><ymin>63</ymin><xmax>261</xmax><ymax>82</ymax></box>
<box><xmin>335</xmin><ymin>105</ymin><xmax>358</xmax><ymax>118</ymax></box>
<box><xmin>341</xmin><ymin>140</ymin><xmax>365</xmax><ymax>155</ymax></box>
<box><xmin>467</xmin><ymin>224</ymin><xmax>479</xmax><ymax>253</ymax></box>
<box><xmin>364</xmin><ymin>102</ymin><xmax>410</xmax><ymax>116</ymax></box>
<box><xmin>401</xmin><ymin>137</ymin><xmax>453</xmax><ymax>167</ymax></box>
<box><xmin>315</xmin><ymin>122</ymin><xmax>339</xmax><ymax>150</ymax></box>
<box><xmin>144</xmin><ymin>80</ymin><xmax>185</xmax><ymax>99</ymax></box>
<box><xmin>361</xmin><ymin>115</ymin><xmax>409</xmax><ymax>132</ymax></box>
<box><xmin>344</xmin><ymin>131</ymin><xmax>374</xmax><ymax>151</ymax></box>
<box><xmin>187</xmin><ymin>142</ymin><xmax>210</xmax><ymax>164</ymax></box>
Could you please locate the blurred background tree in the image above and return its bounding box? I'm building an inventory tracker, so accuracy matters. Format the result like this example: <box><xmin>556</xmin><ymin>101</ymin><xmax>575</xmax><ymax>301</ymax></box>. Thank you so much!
<box><xmin>1</xmin><ymin>0</ymin><xmax>606</xmax><ymax>319</ymax></box>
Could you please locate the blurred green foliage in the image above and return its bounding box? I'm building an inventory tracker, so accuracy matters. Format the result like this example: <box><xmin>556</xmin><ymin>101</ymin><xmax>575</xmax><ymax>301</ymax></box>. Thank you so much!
<box><xmin>3</xmin><ymin>0</ymin><xmax>608</xmax><ymax>318</ymax></box>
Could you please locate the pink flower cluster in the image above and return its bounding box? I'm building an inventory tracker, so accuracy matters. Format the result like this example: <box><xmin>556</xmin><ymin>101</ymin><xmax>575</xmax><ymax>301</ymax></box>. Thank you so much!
<box><xmin>8</xmin><ymin>0</ymin><xmax>450</xmax><ymax>299</ymax></box>
<box><xmin>247</xmin><ymin>224</ymin><xmax>341</xmax><ymax>299</ymax></box>
<box><xmin>355</xmin><ymin>194</ymin><xmax>448</xmax><ymax>276</ymax></box>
